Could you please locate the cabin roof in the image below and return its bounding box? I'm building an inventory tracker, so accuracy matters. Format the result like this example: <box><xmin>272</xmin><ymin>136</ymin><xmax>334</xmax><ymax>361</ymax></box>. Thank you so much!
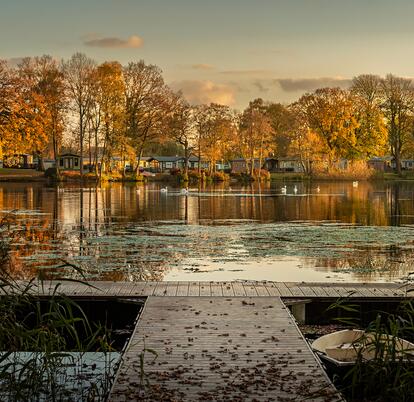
<box><xmin>58</xmin><ymin>153</ymin><xmax>80</xmax><ymax>158</ymax></box>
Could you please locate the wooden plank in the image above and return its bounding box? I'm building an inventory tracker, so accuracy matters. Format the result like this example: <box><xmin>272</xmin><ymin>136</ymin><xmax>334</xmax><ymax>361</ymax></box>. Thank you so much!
<box><xmin>199</xmin><ymin>282</ymin><xmax>211</xmax><ymax>296</ymax></box>
<box><xmin>210</xmin><ymin>282</ymin><xmax>223</xmax><ymax>296</ymax></box>
<box><xmin>296</xmin><ymin>285</ymin><xmax>317</xmax><ymax>297</ymax></box>
<box><xmin>319</xmin><ymin>285</ymin><xmax>340</xmax><ymax>298</ymax></box>
<box><xmin>165</xmin><ymin>282</ymin><xmax>179</xmax><ymax>296</ymax></box>
<box><xmin>221</xmin><ymin>282</ymin><xmax>234</xmax><ymax>296</ymax></box>
<box><xmin>128</xmin><ymin>282</ymin><xmax>147</xmax><ymax>296</ymax></box>
<box><xmin>176</xmin><ymin>281</ymin><xmax>189</xmax><ymax>297</ymax></box>
<box><xmin>188</xmin><ymin>281</ymin><xmax>200</xmax><ymax>296</ymax></box>
<box><xmin>143</xmin><ymin>281</ymin><xmax>158</xmax><ymax>296</ymax></box>
<box><xmin>153</xmin><ymin>281</ymin><xmax>169</xmax><ymax>296</ymax></box>
<box><xmin>255</xmin><ymin>282</ymin><xmax>270</xmax><ymax>296</ymax></box>
<box><xmin>242</xmin><ymin>281</ymin><xmax>259</xmax><ymax>296</ymax></box>
<box><xmin>110</xmin><ymin>297</ymin><xmax>341</xmax><ymax>401</ymax></box>
<box><xmin>232</xmin><ymin>281</ymin><xmax>247</xmax><ymax>296</ymax></box>
<box><xmin>275</xmin><ymin>282</ymin><xmax>293</xmax><ymax>297</ymax></box>
<box><xmin>263</xmin><ymin>282</ymin><xmax>282</xmax><ymax>296</ymax></box>
<box><xmin>308</xmin><ymin>285</ymin><xmax>329</xmax><ymax>297</ymax></box>
<box><xmin>290</xmin><ymin>287</ymin><xmax>306</xmax><ymax>297</ymax></box>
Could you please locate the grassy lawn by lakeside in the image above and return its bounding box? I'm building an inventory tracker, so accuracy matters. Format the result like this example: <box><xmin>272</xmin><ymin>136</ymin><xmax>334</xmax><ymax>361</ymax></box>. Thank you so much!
<box><xmin>0</xmin><ymin>168</ymin><xmax>46</xmax><ymax>181</ymax></box>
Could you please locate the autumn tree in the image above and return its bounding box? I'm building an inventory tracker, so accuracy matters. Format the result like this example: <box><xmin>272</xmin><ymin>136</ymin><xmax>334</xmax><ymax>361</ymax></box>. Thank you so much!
<box><xmin>288</xmin><ymin>102</ymin><xmax>324</xmax><ymax>174</ymax></box>
<box><xmin>351</xmin><ymin>75</ymin><xmax>387</xmax><ymax>158</ymax></box>
<box><xmin>1</xmin><ymin>58</ymin><xmax>51</xmax><ymax>162</ymax></box>
<box><xmin>238</xmin><ymin>98</ymin><xmax>274</xmax><ymax>175</ymax></box>
<box><xmin>90</xmin><ymin>61</ymin><xmax>126</xmax><ymax>179</ymax></box>
<box><xmin>167</xmin><ymin>94</ymin><xmax>194</xmax><ymax>178</ymax></box>
<box><xmin>380</xmin><ymin>74</ymin><xmax>414</xmax><ymax>175</ymax></box>
<box><xmin>63</xmin><ymin>53</ymin><xmax>95</xmax><ymax>176</ymax></box>
<box><xmin>266</xmin><ymin>102</ymin><xmax>297</xmax><ymax>157</ymax></box>
<box><xmin>23</xmin><ymin>56</ymin><xmax>66</xmax><ymax>175</ymax></box>
<box><xmin>295</xmin><ymin>88</ymin><xmax>361</xmax><ymax>166</ymax></box>
<box><xmin>124</xmin><ymin>61</ymin><xmax>170</xmax><ymax>172</ymax></box>
<box><xmin>0</xmin><ymin>60</ymin><xmax>14</xmax><ymax>159</ymax></box>
<box><xmin>195</xmin><ymin>103</ymin><xmax>234</xmax><ymax>173</ymax></box>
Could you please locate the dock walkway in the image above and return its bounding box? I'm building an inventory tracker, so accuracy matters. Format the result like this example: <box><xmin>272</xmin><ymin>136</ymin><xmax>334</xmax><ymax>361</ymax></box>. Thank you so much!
<box><xmin>109</xmin><ymin>296</ymin><xmax>342</xmax><ymax>401</ymax></box>
<box><xmin>27</xmin><ymin>280</ymin><xmax>409</xmax><ymax>299</ymax></box>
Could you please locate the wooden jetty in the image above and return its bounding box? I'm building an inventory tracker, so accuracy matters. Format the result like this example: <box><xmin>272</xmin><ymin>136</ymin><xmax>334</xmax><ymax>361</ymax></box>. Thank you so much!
<box><xmin>9</xmin><ymin>280</ymin><xmax>410</xmax><ymax>401</ymax></box>
<box><xmin>109</xmin><ymin>296</ymin><xmax>342</xmax><ymax>401</ymax></box>
<box><xmin>25</xmin><ymin>280</ymin><xmax>410</xmax><ymax>299</ymax></box>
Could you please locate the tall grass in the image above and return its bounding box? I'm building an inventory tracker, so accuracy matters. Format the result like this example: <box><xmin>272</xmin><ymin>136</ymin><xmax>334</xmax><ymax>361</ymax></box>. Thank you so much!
<box><xmin>327</xmin><ymin>298</ymin><xmax>414</xmax><ymax>401</ymax></box>
<box><xmin>313</xmin><ymin>160</ymin><xmax>375</xmax><ymax>180</ymax></box>
<box><xmin>0</xmin><ymin>214</ymin><xmax>118</xmax><ymax>401</ymax></box>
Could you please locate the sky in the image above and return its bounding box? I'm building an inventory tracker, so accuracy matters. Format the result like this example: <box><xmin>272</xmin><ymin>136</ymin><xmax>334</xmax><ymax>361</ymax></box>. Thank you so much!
<box><xmin>2</xmin><ymin>0</ymin><xmax>414</xmax><ymax>109</ymax></box>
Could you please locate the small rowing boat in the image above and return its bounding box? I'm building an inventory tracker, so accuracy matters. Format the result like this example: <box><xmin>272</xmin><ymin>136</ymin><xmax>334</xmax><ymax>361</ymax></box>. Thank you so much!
<box><xmin>311</xmin><ymin>329</ymin><xmax>414</xmax><ymax>367</ymax></box>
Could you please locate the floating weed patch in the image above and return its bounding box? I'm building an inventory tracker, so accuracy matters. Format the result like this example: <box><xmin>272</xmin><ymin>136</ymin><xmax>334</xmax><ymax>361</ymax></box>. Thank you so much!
<box><xmin>7</xmin><ymin>219</ymin><xmax>414</xmax><ymax>281</ymax></box>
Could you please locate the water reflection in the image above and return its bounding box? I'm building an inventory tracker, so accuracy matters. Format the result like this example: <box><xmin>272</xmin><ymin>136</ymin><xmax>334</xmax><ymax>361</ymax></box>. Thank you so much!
<box><xmin>2</xmin><ymin>180</ymin><xmax>414</xmax><ymax>283</ymax></box>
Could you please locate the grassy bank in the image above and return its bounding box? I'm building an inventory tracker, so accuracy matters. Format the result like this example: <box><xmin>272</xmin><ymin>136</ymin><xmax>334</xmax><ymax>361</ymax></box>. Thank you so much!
<box><xmin>0</xmin><ymin>169</ymin><xmax>46</xmax><ymax>182</ymax></box>
<box><xmin>270</xmin><ymin>172</ymin><xmax>308</xmax><ymax>181</ymax></box>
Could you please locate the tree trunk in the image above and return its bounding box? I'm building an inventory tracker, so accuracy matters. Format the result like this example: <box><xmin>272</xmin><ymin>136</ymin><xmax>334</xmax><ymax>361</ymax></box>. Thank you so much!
<box><xmin>184</xmin><ymin>140</ymin><xmax>189</xmax><ymax>178</ymax></box>
<box><xmin>395</xmin><ymin>151</ymin><xmax>401</xmax><ymax>175</ymax></box>
<box><xmin>198</xmin><ymin>140</ymin><xmax>201</xmax><ymax>174</ymax></box>
<box><xmin>94</xmin><ymin>126</ymin><xmax>99</xmax><ymax>176</ymax></box>
<box><xmin>79</xmin><ymin>110</ymin><xmax>84</xmax><ymax>177</ymax></box>
<box><xmin>52</xmin><ymin>127</ymin><xmax>60</xmax><ymax>180</ymax></box>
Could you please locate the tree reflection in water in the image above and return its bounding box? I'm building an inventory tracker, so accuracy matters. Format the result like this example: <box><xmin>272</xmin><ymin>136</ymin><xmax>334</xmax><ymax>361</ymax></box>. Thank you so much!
<box><xmin>1</xmin><ymin>180</ymin><xmax>414</xmax><ymax>282</ymax></box>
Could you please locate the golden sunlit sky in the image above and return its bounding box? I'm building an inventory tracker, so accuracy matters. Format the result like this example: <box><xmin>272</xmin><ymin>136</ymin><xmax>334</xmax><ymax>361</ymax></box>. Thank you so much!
<box><xmin>2</xmin><ymin>0</ymin><xmax>414</xmax><ymax>109</ymax></box>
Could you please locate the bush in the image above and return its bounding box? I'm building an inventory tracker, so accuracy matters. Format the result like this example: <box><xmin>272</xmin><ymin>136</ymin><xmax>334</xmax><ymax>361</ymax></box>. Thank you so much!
<box><xmin>188</xmin><ymin>170</ymin><xmax>201</xmax><ymax>182</ymax></box>
<box><xmin>170</xmin><ymin>167</ymin><xmax>181</xmax><ymax>176</ymax></box>
<box><xmin>313</xmin><ymin>160</ymin><xmax>375</xmax><ymax>180</ymax></box>
<box><xmin>253</xmin><ymin>168</ymin><xmax>271</xmax><ymax>181</ymax></box>
<box><xmin>176</xmin><ymin>172</ymin><xmax>188</xmax><ymax>182</ymax></box>
<box><xmin>231</xmin><ymin>172</ymin><xmax>255</xmax><ymax>182</ymax></box>
<box><xmin>209</xmin><ymin>171</ymin><xmax>229</xmax><ymax>182</ymax></box>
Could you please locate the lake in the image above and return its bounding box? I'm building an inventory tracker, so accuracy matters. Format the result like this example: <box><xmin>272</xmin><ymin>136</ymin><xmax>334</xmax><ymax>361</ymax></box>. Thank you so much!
<box><xmin>2</xmin><ymin>180</ymin><xmax>414</xmax><ymax>283</ymax></box>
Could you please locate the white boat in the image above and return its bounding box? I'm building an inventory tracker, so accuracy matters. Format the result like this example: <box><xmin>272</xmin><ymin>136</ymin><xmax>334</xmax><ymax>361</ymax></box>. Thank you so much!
<box><xmin>311</xmin><ymin>329</ymin><xmax>414</xmax><ymax>367</ymax></box>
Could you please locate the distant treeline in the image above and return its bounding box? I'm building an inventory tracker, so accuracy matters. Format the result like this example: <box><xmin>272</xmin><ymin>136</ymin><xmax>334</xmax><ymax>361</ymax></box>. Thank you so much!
<box><xmin>1</xmin><ymin>53</ymin><xmax>413</xmax><ymax>178</ymax></box>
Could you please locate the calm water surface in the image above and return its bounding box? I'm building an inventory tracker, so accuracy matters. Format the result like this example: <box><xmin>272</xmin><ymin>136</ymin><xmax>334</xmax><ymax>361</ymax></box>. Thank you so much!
<box><xmin>2</xmin><ymin>180</ymin><xmax>414</xmax><ymax>283</ymax></box>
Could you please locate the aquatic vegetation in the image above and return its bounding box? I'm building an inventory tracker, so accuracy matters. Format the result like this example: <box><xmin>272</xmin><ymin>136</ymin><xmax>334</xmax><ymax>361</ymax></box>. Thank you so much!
<box><xmin>327</xmin><ymin>299</ymin><xmax>414</xmax><ymax>401</ymax></box>
<box><xmin>7</xmin><ymin>217</ymin><xmax>414</xmax><ymax>281</ymax></box>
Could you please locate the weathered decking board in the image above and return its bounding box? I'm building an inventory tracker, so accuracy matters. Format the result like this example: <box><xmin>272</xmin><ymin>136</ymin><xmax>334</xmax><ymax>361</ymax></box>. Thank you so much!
<box><xmin>20</xmin><ymin>280</ymin><xmax>410</xmax><ymax>299</ymax></box>
<box><xmin>109</xmin><ymin>297</ymin><xmax>342</xmax><ymax>401</ymax></box>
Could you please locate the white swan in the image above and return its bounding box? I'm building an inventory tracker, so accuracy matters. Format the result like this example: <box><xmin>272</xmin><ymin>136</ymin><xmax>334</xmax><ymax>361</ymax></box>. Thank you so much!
<box><xmin>316</xmin><ymin>186</ymin><xmax>320</xmax><ymax>193</ymax></box>
<box><xmin>281</xmin><ymin>185</ymin><xmax>287</xmax><ymax>194</ymax></box>
<box><xmin>160</xmin><ymin>187</ymin><xmax>168</xmax><ymax>193</ymax></box>
<box><xmin>180</xmin><ymin>188</ymin><xmax>189</xmax><ymax>195</ymax></box>
<box><xmin>293</xmin><ymin>185</ymin><xmax>298</xmax><ymax>194</ymax></box>
<box><xmin>352</xmin><ymin>181</ymin><xmax>358</xmax><ymax>187</ymax></box>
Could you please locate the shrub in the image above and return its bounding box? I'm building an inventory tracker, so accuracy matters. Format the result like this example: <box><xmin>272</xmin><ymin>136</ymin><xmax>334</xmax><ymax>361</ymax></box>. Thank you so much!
<box><xmin>209</xmin><ymin>171</ymin><xmax>229</xmax><ymax>182</ymax></box>
<box><xmin>231</xmin><ymin>172</ymin><xmax>255</xmax><ymax>182</ymax></box>
<box><xmin>313</xmin><ymin>160</ymin><xmax>375</xmax><ymax>180</ymax></box>
<box><xmin>170</xmin><ymin>167</ymin><xmax>181</xmax><ymax>176</ymax></box>
<box><xmin>253</xmin><ymin>168</ymin><xmax>271</xmax><ymax>181</ymax></box>
<box><xmin>188</xmin><ymin>170</ymin><xmax>201</xmax><ymax>182</ymax></box>
<box><xmin>176</xmin><ymin>172</ymin><xmax>188</xmax><ymax>182</ymax></box>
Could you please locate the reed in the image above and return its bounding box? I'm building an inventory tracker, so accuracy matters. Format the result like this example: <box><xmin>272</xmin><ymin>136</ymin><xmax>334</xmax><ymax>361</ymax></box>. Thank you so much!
<box><xmin>327</xmin><ymin>298</ymin><xmax>414</xmax><ymax>401</ymax></box>
<box><xmin>0</xmin><ymin>215</ymin><xmax>118</xmax><ymax>401</ymax></box>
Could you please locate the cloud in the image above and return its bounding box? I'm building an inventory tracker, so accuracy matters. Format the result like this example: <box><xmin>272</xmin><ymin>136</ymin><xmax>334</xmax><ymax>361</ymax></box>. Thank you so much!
<box><xmin>83</xmin><ymin>35</ymin><xmax>143</xmax><ymax>49</ymax></box>
<box><xmin>275</xmin><ymin>77</ymin><xmax>352</xmax><ymax>92</ymax></box>
<box><xmin>191</xmin><ymin>63</ymin><xmax>214</xmax><ymax>71</ymax></box>
<box><xmin>170</xmin><ymin>80</ymin><xmax>236</xmax><ymax>106</ymax></box>
<box><xmin>253</xmin><ymin>80</ymin><xmax>270</xmax><ymax>93</ymax></box>
<box><xmin>220</xmin><ymin>69</ymin><xmax>273</xmax><ymax>76</ymax></box>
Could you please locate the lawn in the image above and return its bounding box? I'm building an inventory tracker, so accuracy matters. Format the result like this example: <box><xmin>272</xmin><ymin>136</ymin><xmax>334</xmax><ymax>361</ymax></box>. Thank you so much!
<box><xmin>0</xmin><ymin>168</ymin><xmax>44</xmax><ymax>178</ymax></box>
